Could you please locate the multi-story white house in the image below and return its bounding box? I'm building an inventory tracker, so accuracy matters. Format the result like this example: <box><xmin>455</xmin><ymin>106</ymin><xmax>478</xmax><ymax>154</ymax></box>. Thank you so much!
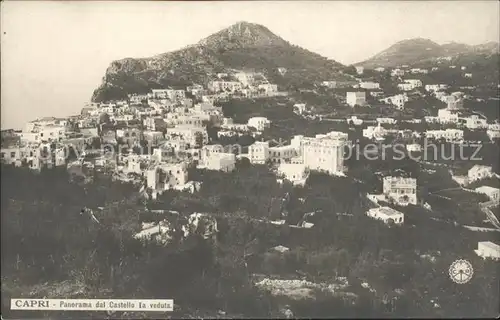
<box><xmin>475</xmin><ymin>241</ymin><xmax>500</xmax><ymax>260</ymax></box>
<box><xmin>383</xmin><ymin>176</ymin><xmax>418</xmax><ymax>206</ymax></box>
<box><xmin>248</xmin><ymin>141</ymin><xmax>270</xmax><ymax>164</ymax></box>
<box><xmin>346</xmin><ymin>92</ymin><xmax>367</xmax><ymax>107</ymax></box>
<box><xmin>199</xmin><ymin>145</ymin><xmax>236</xmax><ymax>172</ymax></box>
<box><xmin>247</xmin><ymin>117</ymin><xmax>271</xmax><ymax>131</ymax></box>
<box><xmin>166</xmin><ymin>126</ymin><xmax>208</xmax><ymax>148</ymax></box>
<box><xmin>292</xmin><ymin>131</ymin><xmax>349</xmax><ymax>176</ymax></box>
<box><xmin>146</xmin><ymin>162</ymin><xmax>189</xmax><ymax>193</ymax></box>
<box><xmin>366</xmin><ymin>206</ymin><xmax>405</xmax><ymax>225</ymax></box>
<box><xmin>248</xmin><ymin>131</ymin><xmax>349</xmax><ymax>176</ymax></box>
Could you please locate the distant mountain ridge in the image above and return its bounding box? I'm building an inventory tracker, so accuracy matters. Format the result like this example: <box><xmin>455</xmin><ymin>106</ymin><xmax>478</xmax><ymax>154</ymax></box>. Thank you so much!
<box><xmin>91</xmin><ymin>21</ymin><xmax>349</xmax><ymax>102</ymax></box>
<box><xmin>356</xmin><ymin>38</ymin><xmax>499</xmax><ymax>68</ymax></box>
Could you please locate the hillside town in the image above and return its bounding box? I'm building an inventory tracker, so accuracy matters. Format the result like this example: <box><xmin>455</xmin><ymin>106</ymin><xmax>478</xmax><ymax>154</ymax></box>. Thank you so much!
<box><xmin>1</xmin><ymin>14</ymin><xmax>499</xmax><ymax>320</ymax></box>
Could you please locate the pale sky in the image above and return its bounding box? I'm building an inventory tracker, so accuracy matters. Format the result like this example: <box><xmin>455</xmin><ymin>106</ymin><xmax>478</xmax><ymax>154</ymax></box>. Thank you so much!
<box><xmin>1</xmin><ymin>1</ymin><xmax>499</xmax><ymax>130</ymax></box>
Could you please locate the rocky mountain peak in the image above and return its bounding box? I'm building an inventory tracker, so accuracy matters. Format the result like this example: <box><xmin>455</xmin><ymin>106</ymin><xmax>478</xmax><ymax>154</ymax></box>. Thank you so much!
<box><xmin>197</xmin><ymin>21</ymin><xmax>288</xmax><ymax>49</ymax></box>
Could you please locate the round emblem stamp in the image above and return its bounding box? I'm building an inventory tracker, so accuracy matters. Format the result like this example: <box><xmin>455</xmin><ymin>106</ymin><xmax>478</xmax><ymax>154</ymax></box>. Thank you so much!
<box><xmin>448</xmin><ymin>259</ymin><xmax>473</xmax><ymax>284</ymax></box>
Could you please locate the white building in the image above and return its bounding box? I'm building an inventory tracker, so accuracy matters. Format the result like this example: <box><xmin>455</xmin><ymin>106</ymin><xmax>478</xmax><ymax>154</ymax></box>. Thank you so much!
<box><xmin>258</xmin><ymin>83</ymin><xmax>278</xmax><ymax>94</ymax></box>
<box><xmin>383</xmin><ymin>176</ymin><xmax>418</xmax><ymax>206</ymax></box>
<box><xmin>437</xmin><ymin>108</ymin><xmax>460</xmax><ymax>123</ymax></box>
<box><xmin>248</xmin><ymin>141</ymin><xmax>270</xmax><ymax>164</ymax></box>
<box><xmin>406</xmin><ymin>144</ymin><xmax>422</xmax><ymax>152</ymax></box>
<box><xmin>474</xmin><ymin>241</ymin><xmax>500</xmax><ymax>260</ymax></box>
<box><xmin>425</xmin><ymin>84</ymin><xmax>448</xmax><ymax>92</ymax></box>
<box><xmin>374</xmin><ymin>67</ymin><xmax>386</xmax><ymax>72</ymax></box>
<box><xmin>398</xmin><ymin>79</ymin><xmax>422</xmax><ymax>91</ymax></box>
<box><xmin>199</xmin><ymin>145</ymin><xmax>236</xmax><ymax>172</ymax></box>
<box><xmin>363</xmin><ymin>123</ymin><xmax>388</xmax><ymax>141</ymax></box>
<box><xmin>410</xmin><ymin>68</ymin><xmax>429</xmax><ymax>74</ymax></box>
<box><xmin>277</xmin><ymin>163</ymin><xmax>309</xmax><ymax>186</ymax></box>
<box><xmin>487</xmin><ymin>123</ymin><xmax>500</xmax><ymax>140</ymax></box>
<box><xmin>382</xmin><ymin>94</ymin><xmax>408</xmax><ymax>109</ymax></box>
<box><xmin>248</xmin><ymin>131</ymin><xmax>349</xmax><ymax>176</ymax></box>
<box><xmin>346</xmin><ymin>92</ymin><xmax>367</xmax><ymax>107</ymax></box>
<box><xmin>208</xmin><ymin>81</ymin><xmax>242</xmax><ymax>93</ymax></box>
<box><xmin>234</xmin><ymin>72</ymin><xmax>258</xmax><ymax>86</ymax></box>
<box><xmin>321</xmin><ymin>81</ymin><xmax>337</xmax><ymax>89</ymax></box>
<box><xmin>468</xmin><ymin>165</ymin><xmax>494</xmax><ymax>183</ymax></box>
<box><xmin>347</xmin><ymin>116</ymin><xmax>363</xmax><ymax>126</ymax></box>
<box><xmin>247</xmin><ymin>117</ymin><xmax>271</xmax><ymax>131</ymax></box>
<box><xmin>166</xmin><ymin>126</ymin><xmax>208</xmax><ymax>148</ymax></box>
<box><xmin>377</xmin><ymin>117</ymin><xmax>397</xmax><ymax>125</ymax></box>
<box><xmin>425</xmin><ymin>129</ymin><xmax>464</xmax><ymax>143</ymax></box>
<box><xmin>293</xmin><ymin>103</ymin><xmax>307</xmax><ymax>115</ymax></box>
<box><xmin>464</xmin><ymin>73</ymin><xmax>473</xmax><ymax>78</ymax></box>
<box><xmin>458</xmin><ymin>115</ymin><xmax>488</xmax><ymax>130</ymax></box>
<box><xmin>268</xmin><ymin>145</ymin><xmax>298</xmax><ymax>164</ymax></box>
<box><xmin>391</xmin><ymin>69</ymin><xmax>405</xmax><ymax>77</ymax></box>
<box><xmin>475</xmin><ymin>186</ymin><xmax>500</xmax><ymax>203</ymax></box>
<box><xmin>366</xmin><ymin>206</ymin><xmax>404</xmax><ymax>225</ymax></box>
<box><xmin>151</xmin><ymin>89</ymin><xmax>186</xmax><ymax>100</ymax></box>
<box><xmin>360</xmin><ymin>82</ymin><xmax>380</xmax><ymax>90</ymax></box>
<box><xmin>0</xmin><ymin>147</ymin><xmax>24</xmax><ymax>167</ymax></box>
<box><xmin>147</xmin><ymin>162</ymin><xmax>189</xmax><ymax>192</ymax></box>
<box><xmin>355</xmin><ymin>66</ymin><xmax>364</xmax><ymax>75</ymax></box>
<box><xmin>446</xmin><ymin>92</ymin><xmax>464</xmax><ymax>110</ymax></box>
<box><xmin>292</xmin><ymin>131</ymin><xmax>349</xmax><ymax>176</ymax></box>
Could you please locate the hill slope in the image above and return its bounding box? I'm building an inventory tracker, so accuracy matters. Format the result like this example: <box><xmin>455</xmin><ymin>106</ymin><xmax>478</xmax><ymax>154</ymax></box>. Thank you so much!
<box><xmin>356</xmin><ymin>38</ymin><xmax>499</xmax><ymax>68</ymax></box>
<box><xmin>91</xmin><ymin>22</ymin><xmax>349</xmax><ymax>102</ymax></box>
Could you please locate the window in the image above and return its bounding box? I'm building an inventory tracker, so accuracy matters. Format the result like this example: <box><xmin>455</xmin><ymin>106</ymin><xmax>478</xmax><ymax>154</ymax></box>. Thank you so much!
<box><xmin>11</xmin><ymin>152</ymin><xmax>16</xmax><ymax>158</ymax></box>
<box><xmin>0</xmin><ymin>153</ymin><xmax>4</xmax><ymax>158</ymax></box>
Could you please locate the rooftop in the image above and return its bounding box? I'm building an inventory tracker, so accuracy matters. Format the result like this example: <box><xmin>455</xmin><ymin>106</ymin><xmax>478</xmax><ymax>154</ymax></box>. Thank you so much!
<box><xmin>478</xmin><ymin>241</ymin><xmax>500</xmax><ymax>251</ymax></box>
<box><xmin>377</xmin><ymin>206</ymin><xmax>404</xmax><ymax>217</ymax></box>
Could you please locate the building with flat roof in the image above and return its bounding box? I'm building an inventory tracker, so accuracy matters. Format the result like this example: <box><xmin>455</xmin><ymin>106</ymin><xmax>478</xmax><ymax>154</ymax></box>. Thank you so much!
<box><xmin>475</xmin><ymin>241</ymin><xmax>500</xmax><ymax>260</ymax></box>
<box><xmin>366</xmin><ymin>206</ymin><xmax>404</xmax><ymax>225</ymax></box>
<box><xmin>383</xmin><ymin>176</ymin><xmax>418</xmax><ymax>206</ymax></box>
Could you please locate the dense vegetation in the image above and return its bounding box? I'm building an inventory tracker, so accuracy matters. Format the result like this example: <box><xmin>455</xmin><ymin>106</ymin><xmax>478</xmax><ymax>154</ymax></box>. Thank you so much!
<box><xmin>2</xmin><ymin>162</ymin><xmax>498</xmax><ymax>318</ymax></box>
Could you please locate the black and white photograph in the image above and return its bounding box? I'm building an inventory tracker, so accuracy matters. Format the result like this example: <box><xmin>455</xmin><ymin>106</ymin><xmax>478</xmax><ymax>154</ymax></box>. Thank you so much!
<box><xmin>1</xmin><ymin>1</ymin><xmax>499</xmax><ymax>318</ymax></box>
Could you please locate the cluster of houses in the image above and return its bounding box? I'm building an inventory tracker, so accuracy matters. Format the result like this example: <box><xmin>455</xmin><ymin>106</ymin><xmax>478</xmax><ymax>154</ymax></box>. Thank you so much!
<box><xmin>365</xmin><ymin>175</ymin><xmax>418</xmax><ymax>226</ymax></box>
<box><xmin>207</xmin><ymin>71</ymin><xmax>285</xmax><ymax>98</ymax></box>
<box><xmin>0</xmin><ymin>72</ymin><xmax>282</xmax><ymax>200</ymax></box>
<box><xmin>246</xmin><ymin>131</ymin><xmax>349</xmax><ymax>186</ymax></box>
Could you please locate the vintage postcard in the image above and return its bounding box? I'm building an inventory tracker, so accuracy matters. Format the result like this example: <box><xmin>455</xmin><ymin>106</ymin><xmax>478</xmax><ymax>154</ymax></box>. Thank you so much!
<box><xmin>1</xmin><ymin>1</ymin><xmax>499</xmax><ymax>319</ymax></box>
